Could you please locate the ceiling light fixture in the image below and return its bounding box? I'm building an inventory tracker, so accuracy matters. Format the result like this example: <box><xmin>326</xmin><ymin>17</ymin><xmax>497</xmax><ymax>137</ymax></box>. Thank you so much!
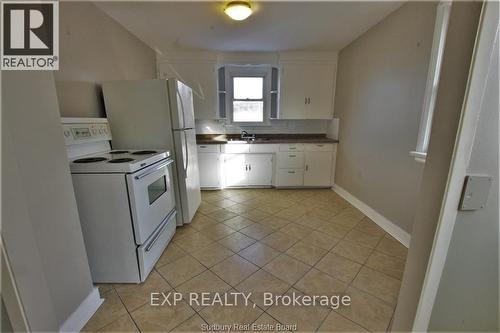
<box><xmin>224</xmin><ymin>1</ymin><xmax>252</xmax><ymax>21</ymax></box>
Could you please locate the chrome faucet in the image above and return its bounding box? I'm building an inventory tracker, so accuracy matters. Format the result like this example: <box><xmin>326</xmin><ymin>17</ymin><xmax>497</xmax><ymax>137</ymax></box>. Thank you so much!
<box><xmin>241</xmin><ymin>131</ymin><xmax>256</xmax><ymax>141</ymax></box>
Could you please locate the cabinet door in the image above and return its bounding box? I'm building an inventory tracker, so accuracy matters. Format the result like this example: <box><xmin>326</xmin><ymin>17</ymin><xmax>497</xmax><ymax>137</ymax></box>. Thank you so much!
<box><xmin>198</xmin><ymin>153</ymin><xmax>220</xmax><ymax>188</ymax></box>
<box><xmin>246</xmin><ymin>154</ymin><xmax>273</xmax><ymax>186</ymax></box>
<box><xmin>279</xmin><ymin>63</ymin><xmax>310</xmax><ymax>119</ymax></box>
<box><xmin>279</xmin><ymin>63</ymin><xmax>335</xmax><ymax>120</ymax></box>
<box><xmin>224</xmin><ymin>154</ymin><xmax>248</xmax><ymax>187</ymax></box>
<box><xmin>158</xmin><ymin>62</ymin><xmax>217</xmax><ymax>120</ymax></box>
<box><xmin>306</xmin><ymin>64</ymin><xmax>335</xmax><ymax>119</ymax></box>
<box><xmin>304</xmin><ymin>151</ymin><xmax>333</xmax><ymax>186</ymax></box>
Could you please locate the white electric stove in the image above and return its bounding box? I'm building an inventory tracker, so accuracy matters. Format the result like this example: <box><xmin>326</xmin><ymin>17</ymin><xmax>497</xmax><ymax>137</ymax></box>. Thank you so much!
<box><xmin>63</xmin><ymin>118</ymin><xmax>177</xmax><ymax>283</ymax></box>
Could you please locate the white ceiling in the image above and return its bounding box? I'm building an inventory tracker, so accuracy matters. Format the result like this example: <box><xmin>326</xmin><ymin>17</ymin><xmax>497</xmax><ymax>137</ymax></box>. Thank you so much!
<box><xmin>95</xmin><ymin>1</ymin><xmax>404</xmax><ymax>53</ymax></box>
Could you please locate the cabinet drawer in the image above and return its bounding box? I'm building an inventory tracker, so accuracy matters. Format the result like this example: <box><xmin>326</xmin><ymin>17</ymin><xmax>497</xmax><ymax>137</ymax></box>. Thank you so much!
<box><xmin>277</xmin><ymin>152</ymin><xmax>305</xmax><ymax>169</ymax></box>
<box><xmin>277</xmin><ymin>169</ymin><xmax>304</xmax><ymax>187</ymax></box>
<box><xmin>305</xmin><ymin>143</ymin><xmax>335</xmax><ymax>152</ymax></box>
<box><xmin>197</xmin><ymin>145</ymin><xmax>220</xmax><ymax>153</ymax></box>
<box><xmin>138</xmin><ymin>210</ymin><xmax>176</xmax><ymax>282</ymax></box>
<box><xmin>249</xmin><ymin>144</ymin><xmax>278</xmax><ymax>153</ymax></box>
<box><xmin>222</xmin><ymin>144</ymin><xmax>250</xmax><ymax>154</ymax></box>
<box><xmin>279</xmin><ymin>144</ymin><xmax>304</xmax><ymax>152</ymax></box>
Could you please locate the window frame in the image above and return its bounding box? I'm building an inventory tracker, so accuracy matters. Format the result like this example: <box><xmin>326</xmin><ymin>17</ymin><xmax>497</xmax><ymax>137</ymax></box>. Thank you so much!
<box><xmin>226</xmin><ymin>65</ymin><xmax>272</xmax><ymax>126</ymax></box>
<box><xmin>411</xmin><ymin>1</ymin><xmax>451</xmax><ymax>163</ymax></box>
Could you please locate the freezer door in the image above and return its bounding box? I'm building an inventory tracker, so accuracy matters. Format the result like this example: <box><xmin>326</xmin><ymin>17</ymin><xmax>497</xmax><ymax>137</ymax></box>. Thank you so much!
<box><xmin>173</xmin><ymin>128</ymin><xmax>201</xmax><ymax>224</ymax></box>
<box><xmin>102</xmin><ymin>79</ymin><xmax>174</xmax><ymax>151</ymax></box>
<box><xmin>168</xmin><ymin>79</ymin><xmax>196</xmax><ymax>129</ymax></box>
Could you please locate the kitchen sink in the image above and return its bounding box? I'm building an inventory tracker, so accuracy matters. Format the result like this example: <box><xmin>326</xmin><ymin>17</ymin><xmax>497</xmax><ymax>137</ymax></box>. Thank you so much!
<box><xmin>227</xmin><ymin>140</ymin><xmax>248</xmax><ymax>144</ymax></box>
<box><xmin>227</xmin><ymin>138</ymin><xmax>272</xmax><ymax>144</ymax></box>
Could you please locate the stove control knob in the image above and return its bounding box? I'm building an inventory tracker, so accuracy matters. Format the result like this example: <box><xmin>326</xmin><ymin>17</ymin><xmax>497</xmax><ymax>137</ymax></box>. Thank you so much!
<box><xmin>64</xmin><ymin>130</ymin><xmax>71</xmax><ymax>137</ymax></box>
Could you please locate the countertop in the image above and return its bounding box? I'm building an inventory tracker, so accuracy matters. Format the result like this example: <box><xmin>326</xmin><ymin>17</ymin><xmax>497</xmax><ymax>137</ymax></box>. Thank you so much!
<box><xmin>196</xmin><ymin>134</ymin><xmax>339</xmax><ymax>145</ymax></box>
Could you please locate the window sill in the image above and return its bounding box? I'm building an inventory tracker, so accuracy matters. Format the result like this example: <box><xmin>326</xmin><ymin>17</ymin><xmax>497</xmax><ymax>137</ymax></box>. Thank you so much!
<box><xmin>227</xmin><ymin>120</ymin><xmax>272</xmax><ymax>128</ymax></box>
<box><xmin>410</xmin><ymin>151</ymin><xmax>427</xmax><ymax>164</ymax></box>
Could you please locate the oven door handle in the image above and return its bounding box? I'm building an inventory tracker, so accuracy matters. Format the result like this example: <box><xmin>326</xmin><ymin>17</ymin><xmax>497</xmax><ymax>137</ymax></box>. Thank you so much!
<box><xmin>145</xmin><ymin>210</ymin><xmax>175</xmax><ymax>252</ymax></box>
<box><xmin>135</xmin><ymin>159</ymin><xmax>174</xmax><ymax>180</ymax></box>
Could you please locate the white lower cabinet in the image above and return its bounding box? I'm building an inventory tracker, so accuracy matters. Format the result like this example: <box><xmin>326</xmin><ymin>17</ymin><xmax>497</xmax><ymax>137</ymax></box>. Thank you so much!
<box><xmin>276</xmin><ymin>143</ymin><xmax>336</xmax><ymax>187</ymax></box>
<box><xmin>198</xmin><ymin>145</ymin><xmax>222</xmax><ymax>189</ymax></box>
<box><xmin>199</xmin><ymin>143</ymin><xmax>336</xmax><ymax>189</ymax></box>
<box><xmin>277</xmin><ymin>152</ymin><xmax>305</xmax><ymax>169</ymax></box>
<box><xmin>224</xmin><ymin>154</ymin><xmax>273</xmax><ymax>187</ymax></box>
<box><xmin>277</xmin><ymin>169</ymin><xmax>304</xmax><ymax>187</ymax></box>
<box><xmin>246</xmin><ymin>154</ymin><xmax>274</xmax><ymax>186</ymax></box>
<box><xmin>304</xmin><ymin>151</ymin><xmax>333</xmax><ymax>186</ymax></box>
<box><xmin>198</xmin><ymin>152</ymin><xmax>221</xmax><ymax>188</ymax></box>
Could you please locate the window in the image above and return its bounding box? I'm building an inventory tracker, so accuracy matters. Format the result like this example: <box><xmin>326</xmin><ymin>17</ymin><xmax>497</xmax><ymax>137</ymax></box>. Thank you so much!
<box><xmin>411</xmin><ymin>1</ymin><xmax>451</xmax><ymax>163</ymax></box>
<box><xmin>232</xmin><ymin>77</ymin><xmax>264</xmax><ymax>122</ymax></box>
<box><xmin>219</xmin><ymin>65</ymin><xmax>273</xmax><ymax>125</ymax></box>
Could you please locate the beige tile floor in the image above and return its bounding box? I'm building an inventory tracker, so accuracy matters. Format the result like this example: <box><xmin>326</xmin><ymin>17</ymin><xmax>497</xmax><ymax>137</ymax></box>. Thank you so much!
<box><xmin>84</xmin><ymin>189</ymin><xmax>408</xmax><ymax>332</ymax></box>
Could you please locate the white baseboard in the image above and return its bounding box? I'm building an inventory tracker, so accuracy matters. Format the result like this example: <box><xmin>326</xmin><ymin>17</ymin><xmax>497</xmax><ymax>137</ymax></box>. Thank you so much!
<box><xmin>59</xmin><ymin>287</ymin><xmax>103</xmax><ymax>332</ymax></box>
<box><xmin>332</xmin><ymin>184</ymin><xmax>411</xmax><ymax>248</ymax></box>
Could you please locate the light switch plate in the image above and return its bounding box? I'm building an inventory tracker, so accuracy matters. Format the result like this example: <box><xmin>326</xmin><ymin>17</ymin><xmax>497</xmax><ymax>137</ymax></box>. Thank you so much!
<box><xmin>459</xmin><ymin>175</ymin><xmax>493</xmax><ymax>211</ymax></box>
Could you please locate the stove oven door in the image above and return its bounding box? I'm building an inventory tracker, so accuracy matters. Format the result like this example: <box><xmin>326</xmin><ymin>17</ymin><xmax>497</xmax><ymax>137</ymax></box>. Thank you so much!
<box><xmin>126</xmin><ymin>158</ymin><xmax>176</xmax><ymax>244</ymax></box>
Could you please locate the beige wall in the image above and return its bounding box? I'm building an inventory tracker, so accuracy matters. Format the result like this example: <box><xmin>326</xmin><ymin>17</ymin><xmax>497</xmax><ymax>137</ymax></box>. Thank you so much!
<box><xmin>55</xmin><ymin>2</ymin><xmax>156</xmax><ymax>117</ymax></box>
<box><xmin>333</xmin><ymin>2</ymin><xmax>436</xmax><ymax>233</ymax></box>
<box><xmin>392</xmin><ymin>2</ymin><xmax>482</xmax><ymax>330</ymax></box>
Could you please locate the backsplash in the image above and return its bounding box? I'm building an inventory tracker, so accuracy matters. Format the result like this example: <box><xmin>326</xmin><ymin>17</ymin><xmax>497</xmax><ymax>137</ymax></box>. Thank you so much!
<box><xmin>195</xmin><ymin>119</ymin><xmax>339</xmax><ymax>139</ymax></box>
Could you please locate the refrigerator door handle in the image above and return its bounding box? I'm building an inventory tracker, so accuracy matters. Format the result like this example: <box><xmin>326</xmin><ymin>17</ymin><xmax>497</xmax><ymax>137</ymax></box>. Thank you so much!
<box><xmin>183</xmin><ymin>130</ymin><xmax>189</xmax><ymax>177</ymax></box>
<box><xmin>177</xmin><ymin>90</ymin><xmax>186</xmax><ymax>129</ymax></box>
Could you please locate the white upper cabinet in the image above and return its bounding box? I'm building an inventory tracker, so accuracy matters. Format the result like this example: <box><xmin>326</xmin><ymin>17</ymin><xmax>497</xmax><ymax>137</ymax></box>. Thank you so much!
<box><xmin>279</xmin><ymin>62</ymin><xmax>336</xmax><ymax>119</ymax></box>
<box><xmin>158</xmin><ymin>61</ymin><xmax>217</xmax><ymax>120</ymax></box>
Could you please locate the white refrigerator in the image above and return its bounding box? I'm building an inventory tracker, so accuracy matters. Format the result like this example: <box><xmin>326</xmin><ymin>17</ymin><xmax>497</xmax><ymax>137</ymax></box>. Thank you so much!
<box><xmin>102</xmin><ymin>79</ymin><xmax>201</xmax><ymax>225</ymax></box>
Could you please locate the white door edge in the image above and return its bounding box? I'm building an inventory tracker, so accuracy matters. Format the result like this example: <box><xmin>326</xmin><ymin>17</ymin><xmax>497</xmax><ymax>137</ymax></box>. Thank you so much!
<box><xmin>412</xmin><ymin>2</ymin><xmax>499</xmax><ymax>331</ymax></box>
<box><xmin>1</xmin><ymin>238</ymin><xmax>30</xmax><ymax>332</ymax></box>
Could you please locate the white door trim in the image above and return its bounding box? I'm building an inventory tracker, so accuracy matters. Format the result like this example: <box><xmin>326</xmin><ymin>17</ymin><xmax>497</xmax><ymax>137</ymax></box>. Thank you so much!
<box><xmin>59</xmin><ymin>288</ymin><xmax>103</xmax><ymax>333</ymax></box>
<box><xmin>1</xmin><ymin>238</ymin><xmax>30</xmax><ymax>332</ymax></box>
<box><xmin>412</xmin><ymin>2</ymin><xmax>499</xmax><ymax>330</ymax></box>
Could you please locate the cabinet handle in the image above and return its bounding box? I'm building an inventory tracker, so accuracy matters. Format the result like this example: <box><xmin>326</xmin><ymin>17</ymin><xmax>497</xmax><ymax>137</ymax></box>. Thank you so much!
<box><xmin>305</xmin><ymin>164</ymin><xmax>309</xmax><ymax>171</ymax></box>
<box><xmin>288</xmin><ymin>171</ymin><xmax>295</xmax><ymax>174</ymax></box>
<box><xmin>200</xmin><ymin>145</ymin><xmax>207</xmax><ymax>148</ymax></box>
<box><xmin>289</xmin><ymin>154</ymin><xmax>296</xmax><ymax>157</ymax></box>
<box><xmin>305</xmin><ymin>97</ymin><xmax>307</xmax><ymax>104</ymax></box>
<box><xmin>289</xmin><ymin>147</ymin><xmax>296</xmax><ymax>150</ymax></box>
<box><xmin>317</xmin><ymin>145</ymin><xmax>323</xmax><ymax>147</ymax></box>
<box><xmin>245</xmin><ymin>165</ymin><xmax>248</xmax><ymax>171</ymax></box>
<box><xmin>308</xmin><ymin>97</ymin><xmax>311</xmax><ymax>104</ymax></box>
<box><xmin>249</xmin><ymin>164</ymin><xmax>251</xmax><ymax>171</ymax></box>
